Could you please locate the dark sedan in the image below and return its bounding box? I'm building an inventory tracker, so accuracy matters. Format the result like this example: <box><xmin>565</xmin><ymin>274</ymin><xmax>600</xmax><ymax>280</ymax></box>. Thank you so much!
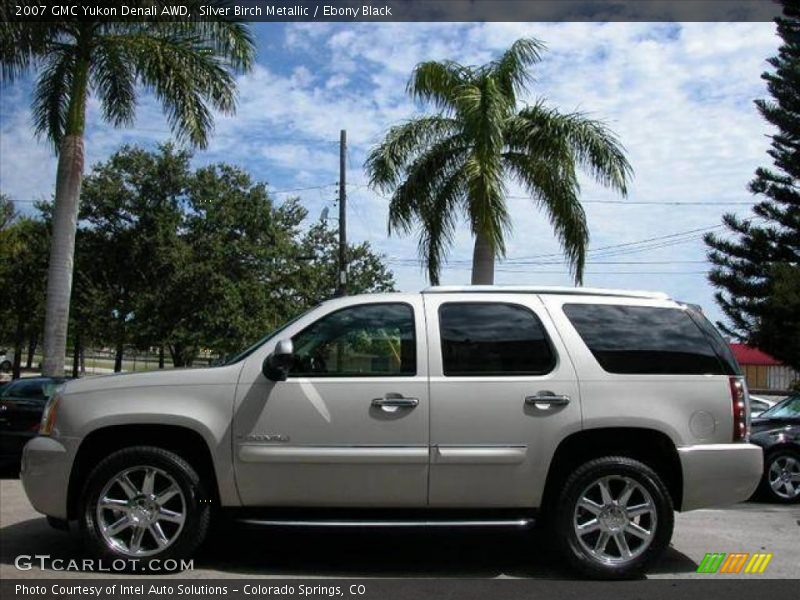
<box><xmin>0</xmin><ymin>377</ymin><xmax>65</xmax><ymax>466</ymax></box>
<box><xmin>750</xmin><ymin>394</ymin><xmax>800</xmax><ymax>503</ymax></box>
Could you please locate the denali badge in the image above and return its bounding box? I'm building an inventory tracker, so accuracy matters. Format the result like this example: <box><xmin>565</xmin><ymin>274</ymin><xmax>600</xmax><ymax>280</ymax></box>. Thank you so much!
<box><xmin>241</xmin><ymin>434</ymin><xmax>290</xmax><ymax>443</ymax></box>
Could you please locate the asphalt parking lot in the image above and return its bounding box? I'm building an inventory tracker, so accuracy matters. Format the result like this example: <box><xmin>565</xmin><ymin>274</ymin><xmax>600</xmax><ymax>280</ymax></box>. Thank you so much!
<box><xmin>0</xmin><ymin>475</ymin><xmax>797</xmax><ymax>580</ymax></box>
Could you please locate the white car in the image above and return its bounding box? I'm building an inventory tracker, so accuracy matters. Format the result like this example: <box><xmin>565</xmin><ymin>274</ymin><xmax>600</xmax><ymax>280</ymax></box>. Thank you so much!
<box><xmin>0</xmin><ymin>349</ymin><xmax>14</xmax><ymax>374</ymax></box>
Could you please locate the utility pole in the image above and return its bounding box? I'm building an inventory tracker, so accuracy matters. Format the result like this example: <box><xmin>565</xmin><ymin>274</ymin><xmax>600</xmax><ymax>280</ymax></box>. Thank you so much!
<box><xmin>336</xmin><ymin>129</ymin><xmax>347</xmax><ymax>296</ymax></box>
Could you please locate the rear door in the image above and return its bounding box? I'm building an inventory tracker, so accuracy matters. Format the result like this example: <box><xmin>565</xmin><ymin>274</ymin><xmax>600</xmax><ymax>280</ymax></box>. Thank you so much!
<box><xmin>543</xmin><ymin>295</ymin><xmax>738</xmax><ymax>447</ymax></box>
<box><xmin>424</xmin><ymin>293</ymin><xmax>582</xmax><ymax>507</ymax></box>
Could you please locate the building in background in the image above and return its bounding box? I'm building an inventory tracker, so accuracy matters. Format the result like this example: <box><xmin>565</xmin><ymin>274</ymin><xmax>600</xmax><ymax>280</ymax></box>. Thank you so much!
<box><xmin>730</xmin><ymin>343</ymin><xmax>798</xmax><ymax>394</ymax></box>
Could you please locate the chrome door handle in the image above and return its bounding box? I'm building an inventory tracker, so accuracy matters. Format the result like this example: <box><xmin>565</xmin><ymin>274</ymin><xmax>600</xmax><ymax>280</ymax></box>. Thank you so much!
<box><xmin>525</xmin><ymin>391</ymin><xmax>570</xmax><ymax>409</ymax></box>
<box><xmin>371</xmin><ymin>395</ymin><xmax>419</xmax><ymax>409</ymax></box>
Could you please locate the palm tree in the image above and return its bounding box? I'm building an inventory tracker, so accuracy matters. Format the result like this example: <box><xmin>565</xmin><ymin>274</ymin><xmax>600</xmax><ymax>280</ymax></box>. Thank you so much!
<box><xmin>366</xmin><ymin>38</ymin><xmax>632</xmax><ymax>286</ymax></box>
<box><xmin>0</xmin><ymin>4</ymin><xmax>255</xmax><ymax>376</ymax></box>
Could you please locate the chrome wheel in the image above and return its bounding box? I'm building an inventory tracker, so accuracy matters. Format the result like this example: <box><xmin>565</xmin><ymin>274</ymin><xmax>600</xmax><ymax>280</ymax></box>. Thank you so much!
<box><xmin>96</xmin><ymin>466</ymin><xmax>186</xmax><ymax>557</ymax></box>
<box><xmin>573</xmin><ymin>475</ymin><xmax>657</xmax><ymax>565</ymax></box>
<box><xmin>768</xmin><ymin>455</ymin><xmax>800</xmax><ymax>500</ymax></box>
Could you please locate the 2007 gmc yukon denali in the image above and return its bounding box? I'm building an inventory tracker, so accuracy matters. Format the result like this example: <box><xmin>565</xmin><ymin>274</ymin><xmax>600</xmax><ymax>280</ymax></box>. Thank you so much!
<box><xmin>21</xmin><ymin>286</ymin><xmax>763</xmax><ymax>578</ymax></box>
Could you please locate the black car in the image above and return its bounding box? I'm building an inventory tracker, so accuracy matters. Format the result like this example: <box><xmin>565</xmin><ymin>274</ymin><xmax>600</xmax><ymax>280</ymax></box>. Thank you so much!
<box><xmin>0</xmin><ymin>377</ymin><xmax>65</xmax><ymax>466</ymax></box>
<box><xmin>750</xmin><ymin>394</ymin><xmax>800</xmax><ymax>503</ymax></box>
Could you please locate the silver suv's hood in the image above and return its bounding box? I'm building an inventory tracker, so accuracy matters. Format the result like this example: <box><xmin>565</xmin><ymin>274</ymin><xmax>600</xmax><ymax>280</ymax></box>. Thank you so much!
<box><xmin>62</xmin><ymin>363</ymin><xmax>243</xmax><ymax>395</ymax></box>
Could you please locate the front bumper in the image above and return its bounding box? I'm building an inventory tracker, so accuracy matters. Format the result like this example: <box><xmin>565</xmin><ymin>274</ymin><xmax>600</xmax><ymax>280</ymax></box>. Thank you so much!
<box><xmin>20</xmin><ymin>435</ymin><xmax>79</xmax><ymax>520</ymax></box>
<box><xmin>678</xmin><ymin>443</ymin><xmax>763</xmax><ymax>511</ymax></box>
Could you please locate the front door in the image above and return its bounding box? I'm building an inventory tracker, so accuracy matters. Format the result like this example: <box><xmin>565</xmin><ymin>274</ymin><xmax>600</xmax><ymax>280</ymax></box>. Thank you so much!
<box><xmin>233</xmin><ymin>297</ymin><xmax>429</xmax><ymax>507</ymax></box>
<box><xmin>424</xmin><ymin>293</ymin><xmax>582</xmax><ymax>508</ymax></box>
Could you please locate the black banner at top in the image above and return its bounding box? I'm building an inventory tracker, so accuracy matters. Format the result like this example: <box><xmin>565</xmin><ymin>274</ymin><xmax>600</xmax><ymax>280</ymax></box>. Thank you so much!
<box><xmin>0</xmin><ymin>0</ymin><xmax>786</xmax><ymax>23</ymax></box>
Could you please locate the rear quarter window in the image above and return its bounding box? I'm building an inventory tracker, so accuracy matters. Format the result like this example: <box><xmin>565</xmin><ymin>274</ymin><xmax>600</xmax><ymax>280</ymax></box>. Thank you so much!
<box><xmin>563</xmin><ymin>304</ymin><xmax>730</xmax><ymax>375</ymax></box>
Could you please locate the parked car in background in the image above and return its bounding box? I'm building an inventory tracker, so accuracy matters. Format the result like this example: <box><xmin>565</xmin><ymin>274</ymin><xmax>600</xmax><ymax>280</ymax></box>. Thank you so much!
<box><xmin>0</xmin><ymin>377</ymin><xmax>66</xmax><ymax>466</ymax></box>
<box><xmin>750</xmin><ymin>394</ymin><xmax>780</xmax><ymax>418</ymax></box>
<box><xmin>751</xmin><ymin>394</ymin><xmax>800</xmax><ymax>503</ymax></box>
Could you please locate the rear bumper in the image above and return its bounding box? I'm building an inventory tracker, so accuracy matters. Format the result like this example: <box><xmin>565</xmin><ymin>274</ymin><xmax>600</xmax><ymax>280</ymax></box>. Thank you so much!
<box><xmin>678</xmin><ymin>443</ymin><xmax>763</xmax><ymax>511</ymax></box>
<box><xmin>20</xmin><ymin>435</ymin><xmax>78</xmax><ymax>520</ymax></box>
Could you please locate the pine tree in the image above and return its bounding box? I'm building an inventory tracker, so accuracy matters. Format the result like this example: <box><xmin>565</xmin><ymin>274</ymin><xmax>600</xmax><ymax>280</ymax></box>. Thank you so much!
<box><xmin>705</xmin><ymin>1</ymin><xmax>800</xmax><ymax>371</ymax></box>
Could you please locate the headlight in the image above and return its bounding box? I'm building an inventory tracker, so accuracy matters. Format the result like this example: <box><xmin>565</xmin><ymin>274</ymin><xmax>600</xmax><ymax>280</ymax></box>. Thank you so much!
<box><xmin>39</xmin><ymin>391</ymin><xmax>62</xmax><ymax>435</ymax></box>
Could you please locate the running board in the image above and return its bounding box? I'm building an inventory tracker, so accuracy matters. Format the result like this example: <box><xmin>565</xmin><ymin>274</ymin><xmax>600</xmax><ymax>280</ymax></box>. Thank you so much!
<box><xmin>237</xmin><ymin>517</ymin><xmax>534</xmax><ymax>528</ymax></box>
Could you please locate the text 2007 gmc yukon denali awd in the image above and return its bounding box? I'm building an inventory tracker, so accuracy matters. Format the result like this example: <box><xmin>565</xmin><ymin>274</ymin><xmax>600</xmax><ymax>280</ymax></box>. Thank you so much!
<box><xmin>21</xmin><ymin>286</ymin><xmax>763</xmax><ymax>578</ymax></box>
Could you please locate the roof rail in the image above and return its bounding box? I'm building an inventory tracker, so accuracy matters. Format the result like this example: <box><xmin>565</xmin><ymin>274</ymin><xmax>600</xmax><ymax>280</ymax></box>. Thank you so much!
<box><xmin>422</xmin><ymin>285</ymin><xmax>671</xmax><ymax>300</ymax></box>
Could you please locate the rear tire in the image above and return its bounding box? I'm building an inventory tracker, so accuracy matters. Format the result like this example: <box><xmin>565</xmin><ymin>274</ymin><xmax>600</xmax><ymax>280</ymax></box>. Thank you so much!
<box><xmin>554</xmin><ymin>456</ymin><xmax>674</xmax><ymax>579</ymax></box>
<box><xmin>79</xmin><ymin>446</ymin><xmax>211</xmax><ymax>571</ymax></box>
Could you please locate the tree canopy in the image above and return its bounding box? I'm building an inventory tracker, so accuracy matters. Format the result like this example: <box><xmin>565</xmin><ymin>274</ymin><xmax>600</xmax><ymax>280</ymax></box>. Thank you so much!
<box><xmin>1</xmin><ymin>145</ymin><xmax>396</xmax><ymax>371</ymax></box>
<box><xmin>705</xmin><ymin>1</ymin><xmax>800</xmax><ymax>371</ymax></box>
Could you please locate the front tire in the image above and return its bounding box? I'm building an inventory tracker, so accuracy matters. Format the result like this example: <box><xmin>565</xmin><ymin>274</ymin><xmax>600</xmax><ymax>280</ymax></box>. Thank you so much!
<box><xmin>554</xmin><ymin>456</ymin><xmax>674</xmax><ymax>579</ymax></box>
<box><xmin>761</xmin><ymin>449</ymin><xmax>800</xmax><ymax>503</ymax></box>
<box><xmin>79</xmin><ymin>446</ymin><xmax>210</xmax><ymax>569</ymax></box>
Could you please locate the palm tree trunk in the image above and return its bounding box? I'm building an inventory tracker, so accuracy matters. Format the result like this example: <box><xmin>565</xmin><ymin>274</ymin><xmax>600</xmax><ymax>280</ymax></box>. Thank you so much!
<box><xmin>471</xmin><ymin>231</ymin><xmax>495</xmax><ymax>285</ymax></box>
<box><xmin>42</xmin><ymin>135</ymin><xmax>84</xmax><ymax>377</ymax></box>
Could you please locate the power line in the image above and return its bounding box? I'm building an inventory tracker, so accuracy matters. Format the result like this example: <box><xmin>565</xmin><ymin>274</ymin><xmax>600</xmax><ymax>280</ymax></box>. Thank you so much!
<box><xmin>507</xmin><ymin>196</ymin><xmax>754</xmax><ymax>206</ymax></box>
<box><xmin>349</xmin><ymin>184</ymin><xmax>754</xmax><ymax>207</ymax></box>
<box><xmin>269</xmin><ymin>183</ymin><xmax>336</xmax><ymax>194</ymax></box>
<box><xmin>386</xmin><ymin>225</ymin><xmax>723</xmax><ymax>265</ymax></box>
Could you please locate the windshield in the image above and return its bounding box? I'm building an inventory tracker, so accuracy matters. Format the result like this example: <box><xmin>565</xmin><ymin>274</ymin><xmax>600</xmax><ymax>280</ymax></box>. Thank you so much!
<box><xmin>759</xmin><ymin>395</ymin><xmax>800</xmax><ymax>419</ymax></box>
<box><xmin>222</xmin><ymin>307</ymin><xmax>316</xmax><ymax>366</ymax></box>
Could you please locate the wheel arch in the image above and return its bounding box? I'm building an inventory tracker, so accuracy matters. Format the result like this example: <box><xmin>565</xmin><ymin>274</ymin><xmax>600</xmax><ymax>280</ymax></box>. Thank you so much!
<box><xmin>540</xmin><ymin>427</ymin><xmax>684</xmax><ymax>513</ymax></box>
<box><xmin>67</xmin><ymin>424</ymin><xmax>220</xmax><ymax>520</ymax></box>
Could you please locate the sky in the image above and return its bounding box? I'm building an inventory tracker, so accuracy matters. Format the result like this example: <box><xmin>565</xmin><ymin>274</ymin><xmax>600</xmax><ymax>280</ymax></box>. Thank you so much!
<box><xmin>0</xmin><ymin>21</ymin><xmax>782</xmax><ymax>327</ymax></box>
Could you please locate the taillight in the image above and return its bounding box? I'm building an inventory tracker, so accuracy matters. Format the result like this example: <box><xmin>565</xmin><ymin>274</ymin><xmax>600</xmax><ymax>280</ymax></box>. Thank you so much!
<box><xmin>39</xmin><ymin>392</ymin><xmax>61</xmax><ymax>435</ymax></box>
<box><xmin>729</xmin><ymin>376</ymin><xmax>749</xmax><ymax>442</ymax></box>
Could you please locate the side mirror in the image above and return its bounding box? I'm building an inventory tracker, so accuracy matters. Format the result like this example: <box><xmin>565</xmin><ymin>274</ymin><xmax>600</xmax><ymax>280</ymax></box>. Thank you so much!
<box><xmin>262</xmin><ymin>339</ymin><xmax>294</xmax><ymax>382</ymax></box>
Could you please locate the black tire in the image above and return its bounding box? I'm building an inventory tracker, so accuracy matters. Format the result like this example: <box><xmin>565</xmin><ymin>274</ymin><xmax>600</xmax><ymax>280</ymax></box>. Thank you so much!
<box><xmin>79</xmin><ymin>446</ymin><xmax>211</xmax><ymax>571</ymax></box>
<box><xmin>553</xmin><ymin>456</ymin><xmax>674</xmax><ymax>579</ymax></box>
<box><xmin>0</xmin><ymin>361</ymin><xmax>11</xmax><ymax>374</ymax></box>
<box><xmin>759</xmin><ymin>449</ymin><xmax>800</xmax><ymax>504</ymax></box>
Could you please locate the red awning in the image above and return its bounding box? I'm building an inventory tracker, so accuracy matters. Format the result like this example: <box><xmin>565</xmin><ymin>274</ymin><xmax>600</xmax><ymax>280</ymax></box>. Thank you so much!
<box><xmin>730</xmin><ymin>343</ymin><xmax>782</xmax><ymax>366</ymax></box>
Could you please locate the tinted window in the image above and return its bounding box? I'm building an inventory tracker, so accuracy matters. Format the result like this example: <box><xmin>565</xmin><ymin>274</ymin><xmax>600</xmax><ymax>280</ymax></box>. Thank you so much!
<box><xmin>19</xmin><ymin>381</ymin><xmax>45</xmax><ymax>398</ymax></box>
<box><xmin>290</xmin><ymin>303</ymin><xmax>416</xmax><ymax>377</ymax></box>
<box><xmin>4</xmin><ymin>380</ymin><xmax>46</xmax><ymax>401</ymax></box>
<box><xmin>439</xmin><ymin>303</ymin><xmax>555</xmax><ymax>376</ymax></box>
<box><xmin>685</xmin><ymin>308</ymin><xmax>739</xmax><ymax>375</ymax></box>
<box><xmin>563</xmin><ymin>304</ymin><xmax>727</xmax><ymax>375</ymax></box>
<box><xmin>760</xmin><ymin>396</ymin><xmax>799</xmax><ymax>419</ymax></box>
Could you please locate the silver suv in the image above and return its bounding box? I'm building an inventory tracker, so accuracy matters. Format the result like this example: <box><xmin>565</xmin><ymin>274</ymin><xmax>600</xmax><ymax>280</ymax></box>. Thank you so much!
<box><xmin>21</xmin><ymin>286</ymin><xmax>763</xmax><ymax>578</ymax></box>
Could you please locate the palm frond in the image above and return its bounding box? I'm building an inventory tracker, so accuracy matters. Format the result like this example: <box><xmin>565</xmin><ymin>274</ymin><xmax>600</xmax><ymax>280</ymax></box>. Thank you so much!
<box><xmin>490</xmin><ymin>37</ymin><xmax>545</xmax><ymax>101</ymax></box>
<box><xmin>415</xmin><ymin>166</ymin><xmax>467</xmax><ymax>285</ymax></box>
<box><xmin>114</xmin><ymin>32</ymin><xmax>237</xmax><ymax>148</ymax></box>
<box><xmin>510</xmin><ymin>102</ymin><xmax>633</xmax><ymax>194</ymax></box>
<box><xmin>503</xmin><ymin>151</ymin><xmax>588</xmax><ymax>284</ymax></box>
<box><xmin>407</xmin><ymin>60</ymin><xmax>470</xmax><ymax>112</ymax></box>
<box><xmin>91</xmin><ymin>38</ymin><xmax>136</xmax><ymax>128</ymax></box>
<box><xmin>365</xmin><ymin>116</ymin><xmax>460</xmax><ymax>191</ymax></box>
<box><xmin>31</xmin><ymin>45</ymin><xmax>75</xmax><ymax>149</ymax></box>
<box><xmin>166</xmin><ymin>3</ymin><xmax>255</xmax><ymax>71</ymax></box>
<box><xmin>0</xmin><ymin>10</ymin><xmax>61</xmax><ymax>82</ymax></box>
<box><xmin>386</xmin><ymin>133</ymin><xmax>469</xmax><ymax>235</ymax></box>
<box><xmin>463</xmin><ymin>152</ymin><xmax>510</xmax><ymax>256</ymax></box>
